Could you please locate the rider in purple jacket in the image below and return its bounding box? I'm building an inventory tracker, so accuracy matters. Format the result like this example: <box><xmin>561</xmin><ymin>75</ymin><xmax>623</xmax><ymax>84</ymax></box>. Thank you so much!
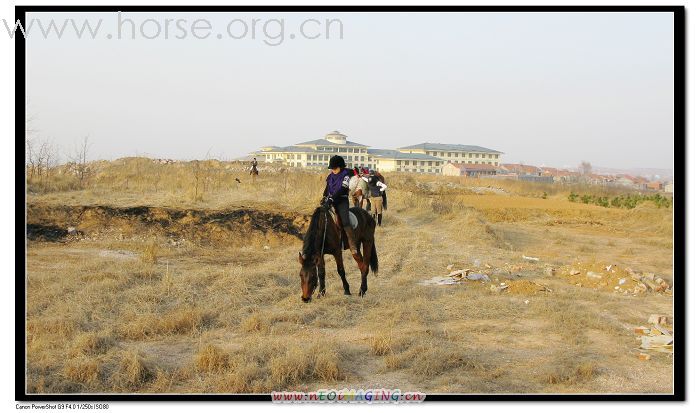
<box><xmin>322</xmin><ymin>155</ymin><xmax>358</xmax><ymax>255</ymax></box>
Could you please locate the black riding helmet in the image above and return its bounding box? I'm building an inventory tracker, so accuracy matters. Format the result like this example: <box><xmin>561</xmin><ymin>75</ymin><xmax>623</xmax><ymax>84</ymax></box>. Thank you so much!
<box><xmin>327</xmin><ymin>155</ymin><xmax>346</xmax><ymax>169</ymax></box>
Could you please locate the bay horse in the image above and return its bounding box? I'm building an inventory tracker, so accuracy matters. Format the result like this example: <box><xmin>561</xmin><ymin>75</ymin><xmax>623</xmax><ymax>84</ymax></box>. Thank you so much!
<box><xmin>297</xmin><ymin>205</ymin><xmax>378</xmax><ymax>302</ymax></box>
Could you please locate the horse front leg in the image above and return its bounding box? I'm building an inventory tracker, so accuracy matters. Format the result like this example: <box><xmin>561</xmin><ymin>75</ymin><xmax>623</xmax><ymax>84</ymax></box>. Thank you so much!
<box><xmin>334</xmin><ymin>252</ymin><xmax>351</xmax><ymax>295</ymax></box>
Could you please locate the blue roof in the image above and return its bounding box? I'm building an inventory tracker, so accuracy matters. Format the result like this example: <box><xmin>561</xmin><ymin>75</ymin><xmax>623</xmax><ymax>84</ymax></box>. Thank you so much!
<box><xmin>398</xmin><ymin>142</ymin><xmax>503</xmax><ymax>154</ymax></box>
<box><xmin>368</xmin><ymin>149</ymin><xmax>443</xmax><ymax>161</ymax></box>
<box><xmin>296</xmin><ymin>138</ymin><xmax>369</xmax><ymax>147</ymax></box>
<box><xmin>259</xmin><ymin>146</ymin><xmax>319</xmax><ymax>153</ymax></box>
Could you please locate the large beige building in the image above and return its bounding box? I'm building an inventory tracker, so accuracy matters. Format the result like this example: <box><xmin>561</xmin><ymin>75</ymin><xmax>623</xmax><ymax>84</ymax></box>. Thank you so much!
<box><xmin>254</xmin><ymin>132</ymin><xmax>502</xmax><ymax>175</ymax></box>
<box><xmin>256</xmin><ymin>131</ymin><xmax>376</xmax><ymax>169</ymax></box>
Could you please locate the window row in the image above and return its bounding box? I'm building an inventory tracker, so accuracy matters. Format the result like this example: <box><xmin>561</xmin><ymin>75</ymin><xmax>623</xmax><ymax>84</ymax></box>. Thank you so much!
<box><xmin>426</xmin><ymin>151</ymin><xmax>499</xmax><ymax>159</ymax></box>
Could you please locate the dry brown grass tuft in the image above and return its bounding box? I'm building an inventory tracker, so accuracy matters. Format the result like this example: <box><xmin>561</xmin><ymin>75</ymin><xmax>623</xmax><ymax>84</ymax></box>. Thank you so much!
<box><xmin>70</xmin><ymin>332</ymin><xmax>113</xmax><ymax>356</ymax></box>
<box><xmin>113</xmin><ymin>351</ymin><xmax>154</xmax><ymax>389</ymax></box>
<box><xmin>119</xmin><ymin>308</ymin><xmax>208</xmax><ymax>340</ymax></box>
<box><xmin>269</xmin><ymin>347</ymin><xmax>312</xmax><ymax>387</ymax></box>
<box><xmin>264</xmin><ymin>340</ymin><xmax>343</xmax><ymax>387</ymax></box>
<box><xmin>312</xmin><ymin>347</ymin><xmax>342</xmax><ymax>382</ymax></box>
<box><xmin>240</xmin><ymin>313</ymin><xmax>269</xmax><ymax>333</ymax></box>
<box><xmin>63</xmin><ymin>357</ymin><xmax>101</xmax><ymax>385</ymax></box>
<box><xmin>195</xmin><ymin>344</ymin><xmax>229</xmax><ymax>373</ymax></box>
<box><xmin>409</xmin><ymin>344</ymin><xmax>478</xmax><ymax>378</ymax></box>
<box><xmin>384</xmin><ymin>353</ymin><xmax>401</xmax><ymax>370</ymax></box>
<box><xmin>369</xmin><ymin>333</ymin><xmax>393</xmax><ymax>356</ymax></box>
<box><xmin>27</xmin><ymin>317</ymin><xmax>77</xmax><ymax>337</ymax></box>
<box><xmin>545</xmin><ymin>362</ymin><xmax>598</xmax><ymax>385</ymax></box>
<box><xmin>217</xmin><ymin>360</ymin><xmax>264</xmax><ymax>393</ymax></box>
<box><xmin>141</xmin><ymin>239</ymin><xmax>160</xmax><ymax>264</ymax></box>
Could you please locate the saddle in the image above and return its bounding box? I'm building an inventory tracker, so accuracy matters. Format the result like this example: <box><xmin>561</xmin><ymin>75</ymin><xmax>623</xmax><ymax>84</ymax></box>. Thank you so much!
<box><xmin>328</xmin><ymin>208</ymin><xmax>359</xmax><ymax>230</ymax></box>
<box><xmin>327</xmin><ymin>208</ymin><xmax>359</xmax><ymax>251</ymax></box>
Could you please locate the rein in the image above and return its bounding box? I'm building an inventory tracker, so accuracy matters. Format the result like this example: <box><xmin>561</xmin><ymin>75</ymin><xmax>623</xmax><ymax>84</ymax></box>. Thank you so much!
<box><xmin>316</xmin><ymin>206</ymin><xmax>329</xmax><ymax>281</ymax></box>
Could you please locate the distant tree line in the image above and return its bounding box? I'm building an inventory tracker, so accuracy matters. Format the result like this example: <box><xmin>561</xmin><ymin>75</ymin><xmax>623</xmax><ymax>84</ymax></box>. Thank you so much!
<box><xmin>568</xmin><ymin>192</ymin><xmax>672</xmax><ymax>209</ymax></box>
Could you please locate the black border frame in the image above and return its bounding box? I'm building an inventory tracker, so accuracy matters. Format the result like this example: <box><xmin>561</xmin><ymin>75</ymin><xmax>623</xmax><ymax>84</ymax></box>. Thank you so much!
<box><xmin>15</xmin><ymin>4</ymin><xmax>686</xmax><ymax>402</ymax></box>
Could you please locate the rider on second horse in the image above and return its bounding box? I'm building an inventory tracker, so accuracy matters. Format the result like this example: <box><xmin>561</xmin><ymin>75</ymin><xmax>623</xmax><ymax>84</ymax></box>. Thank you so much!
<box><xmin>322</xmin><ymin>155</ymin><xmax>358</xmax><ymax>255</ymax></box>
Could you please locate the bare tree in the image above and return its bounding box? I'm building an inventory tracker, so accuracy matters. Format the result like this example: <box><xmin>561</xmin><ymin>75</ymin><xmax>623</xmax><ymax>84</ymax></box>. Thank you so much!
<box><xmin>25</xmin><ymin>106</ymin><xmax>59</xmax><ymax>185</ymax></box>
<box><xmin>36</xmin><ymin>139</ymin><xmax>58</xmax><ymax>183</ymax></box>
<box><xmin>26</xmin><ymin>137</ymin><xmax>37</xmax><ymax>180</ymax></box>
<box><xmin>190</xmin><ymin>159</ymin><xmax>203</xmax><ymax>201</ymax></box>
<box><xmin>69</xmin><ymin>136</ymin><xmax>92</xmax><ymax>187</ymax></box>
<box><xmin>579</xmin><ymin>161</ymin><xmax>592</xmax><ymax>176</ymax></box>
<box><xmin>25</xmin><ymin>100</ymin><xmax>39</xmax><ymax>180</ymax></box>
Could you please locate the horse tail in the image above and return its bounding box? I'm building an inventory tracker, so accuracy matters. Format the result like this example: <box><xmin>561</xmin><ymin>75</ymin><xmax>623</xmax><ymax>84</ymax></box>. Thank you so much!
<box><xmin>369</xmin><ymin>242</ymin><xmax>378</xmax><ymax>275</ymax></box>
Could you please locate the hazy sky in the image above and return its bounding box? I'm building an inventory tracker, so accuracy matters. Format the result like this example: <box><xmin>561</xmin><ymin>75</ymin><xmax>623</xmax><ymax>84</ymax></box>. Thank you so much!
<box><xmin>26</xmin><ymin>11</ymin><xmax>675</xmax><ymax>169</ymax></box>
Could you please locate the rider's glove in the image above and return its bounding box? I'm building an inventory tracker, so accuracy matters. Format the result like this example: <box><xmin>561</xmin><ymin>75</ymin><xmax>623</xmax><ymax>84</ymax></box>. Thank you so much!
<box><xmin>325</xmin><ymin>196</ymin><xmax>334</xmax><ymax>206</ymax></box>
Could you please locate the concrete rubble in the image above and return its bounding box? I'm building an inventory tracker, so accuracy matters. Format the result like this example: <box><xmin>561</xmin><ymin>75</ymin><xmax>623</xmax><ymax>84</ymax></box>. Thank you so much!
<box><xmin>560</xmin><ymin>264</ymin><xmax>672</xmax><ymax>295</ymax></box>
<box><xmin>634</xmin><ymin>314</ymin><xmax>673</xmax><ymax>360</ymax></box>
<box><xmin>420</xmin><ymin>268</ymin><xmax>491</xmax><ymax>286</ymax></box>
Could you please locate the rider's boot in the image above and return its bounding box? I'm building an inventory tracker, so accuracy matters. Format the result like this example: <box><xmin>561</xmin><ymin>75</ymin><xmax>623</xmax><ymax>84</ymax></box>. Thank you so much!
<box><xmin>377</xmin><ymin>214</ymin><xmax>382</xmax><ymax>227</ymax></box>
<box><xmin>344</xmin><ymin>225</ymin><xmax>359</xmax><ymax>255</ymax></box>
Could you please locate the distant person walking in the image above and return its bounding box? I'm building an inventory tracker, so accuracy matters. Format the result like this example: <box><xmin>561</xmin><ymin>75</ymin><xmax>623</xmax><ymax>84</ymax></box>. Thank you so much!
<box><xmin>250</xmin><ymin>157</ymin><xmax>259</xmax><ymax>176</ymax></box>
<box><xmin>363</xmin><ymin>170</ymin><xmax>388</xmax><ymax>226</ymax></box>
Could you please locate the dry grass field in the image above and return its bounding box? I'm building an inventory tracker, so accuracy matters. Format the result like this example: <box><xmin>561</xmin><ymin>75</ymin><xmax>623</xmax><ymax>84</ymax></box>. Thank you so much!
<box><xmin>25</xmin><ymin>158</ymin><xmax>674</xmax><ymax>394</ymax></box>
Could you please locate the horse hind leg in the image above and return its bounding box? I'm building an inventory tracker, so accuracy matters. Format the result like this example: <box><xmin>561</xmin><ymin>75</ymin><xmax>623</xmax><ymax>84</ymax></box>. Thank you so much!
<box><xmin>358</xmin><ymin>241</ymin><xmax>372</xmax><ymax>296</ymax></box>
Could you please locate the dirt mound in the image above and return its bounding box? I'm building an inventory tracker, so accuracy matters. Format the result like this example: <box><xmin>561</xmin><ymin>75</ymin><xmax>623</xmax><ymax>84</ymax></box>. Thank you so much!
<box><xmin>26</xmin><ymin>224</ymin><xmax>71</xmax><ymax>242</ymax></box>
<box><xmin>26</xmin><ymin>204</ymin><xmax>310</xmax><ymax>245</ymax></box>
<box><xmin>505</xmin><ymin>280</ymin><xmax>551</xmax><ymax>295</ymax></box>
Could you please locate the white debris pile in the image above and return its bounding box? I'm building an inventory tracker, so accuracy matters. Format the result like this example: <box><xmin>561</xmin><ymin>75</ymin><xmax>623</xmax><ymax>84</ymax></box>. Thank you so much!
<box><xmin>635</xmin><ymin>314</ymin><xmax>673</xmax><ymax>361</ymax></box>
<box><xmin>419</xmin><ymin>268</ymin><xmax>491</xmax><ymax>286</ymax></box>
<box><xmin>561</xmin><ymin>263</ymin><xmax>672</xmax><ymax>295</ymax></box>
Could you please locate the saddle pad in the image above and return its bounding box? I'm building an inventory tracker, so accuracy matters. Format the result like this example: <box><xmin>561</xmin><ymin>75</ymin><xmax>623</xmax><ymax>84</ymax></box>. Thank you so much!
<box><xmin>349</xmin><ymin>211</ymin><xmax>358</xmax><ymax>229</ymax></box>
<box><xmin>328</xmin><ymin>209</ymin><xmax>359</xmax><ymax>230</ymax></box>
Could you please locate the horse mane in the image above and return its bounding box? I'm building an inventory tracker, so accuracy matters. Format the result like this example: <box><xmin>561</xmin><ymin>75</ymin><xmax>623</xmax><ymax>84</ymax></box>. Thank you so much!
<box><xmin>302</xmin><ymin>207</ymin><xmax>324</xmax><ymax>259</ymax></box>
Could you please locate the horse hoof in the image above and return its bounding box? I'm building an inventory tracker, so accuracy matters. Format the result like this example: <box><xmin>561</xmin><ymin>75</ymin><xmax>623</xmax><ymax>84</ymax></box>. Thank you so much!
<box><xmin>317</xmin><ymin>290</ymin><xmax>326</xmax><ymax>298</ymax></box>
<box><xmin>359</xmin><ymin>290</ymin><xmax>366</xmax><ymax>297</ymax></box>
<box><xmin>344</xmin><ymin>290</ymin><xmax>352</xmax><ymax>296</ymax></box>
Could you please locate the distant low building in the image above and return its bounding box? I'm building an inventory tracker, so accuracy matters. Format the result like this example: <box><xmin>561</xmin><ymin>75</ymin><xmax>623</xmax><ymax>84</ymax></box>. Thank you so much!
<box><xmin>367</xmin><ymin>149</ymin><xmax>444</xmax><ymax>174</ymax></box>
<box><xmin>442</xmin><ymin>162</ymin><xmax>497</xmax><ymax>177</ymax></box>
<box><xmin>664</xmin><ymin>182</ymin><xmax>674</xmax><ymax>193</ymax></box>
<box><xmin>586</xmin><ymin>174</ymin><xmax>616</xmax><ymax>186</ymax></box>
<box><xmin>615</xmin><ymin>174</ymin><xmax>648</xmax><ymax>190</ymax></box>
<box><xmin>647</xmin><ymin>181</ymin><xmax>664</xmax><ymax>191</ymax></box>
<box><xmin>518</xmin><ymin>174</ymin><xmax>554</xmax><ymax>183</ymax></box>
<box><xmin>486</xmin><ymin>172</ymin><xmax>518</xmax><ymax>180</ymax></box>
<box><xmin>541</xmin><ymin>167</ymin><xmax>579</xmax><ymax>183</ymax></box>
<box><xmin>500</xmin><ymin>163</ymin><xmax>543</xmax><ymax>175</ymax></box>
